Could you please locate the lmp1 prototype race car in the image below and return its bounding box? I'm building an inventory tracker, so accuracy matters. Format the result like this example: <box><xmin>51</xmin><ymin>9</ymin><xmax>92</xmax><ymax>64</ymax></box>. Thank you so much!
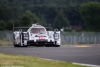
<box><xmin>13</xmin><ymin>24</ymin><xmax>61</xmax><ymax>47</ymax></box>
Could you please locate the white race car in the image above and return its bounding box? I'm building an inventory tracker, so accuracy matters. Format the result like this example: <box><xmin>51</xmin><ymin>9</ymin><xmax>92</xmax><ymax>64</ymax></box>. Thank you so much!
<box><xmin>13</xmin><ymin>24</ymin><xmax>61</xmax><ymax>47</ymax></box>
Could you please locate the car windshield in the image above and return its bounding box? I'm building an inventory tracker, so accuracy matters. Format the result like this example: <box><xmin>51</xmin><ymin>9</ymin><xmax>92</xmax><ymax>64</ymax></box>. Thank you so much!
<box><xmin>31</xmin><ymin>28</ymin><xmax>46</xmax><ymax>33</ymax></box>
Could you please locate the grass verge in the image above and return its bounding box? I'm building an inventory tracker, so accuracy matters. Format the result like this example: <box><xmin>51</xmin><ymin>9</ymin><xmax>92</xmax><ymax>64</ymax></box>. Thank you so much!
<box><xmin>0</xmin><ymin>53</ymin><xmax>89</xmax><ymax>67</ymax></box>
<box><xmin>0</xmin><ymin>40</ymin><xmax>12</xmax><ymax>46</ymax></box>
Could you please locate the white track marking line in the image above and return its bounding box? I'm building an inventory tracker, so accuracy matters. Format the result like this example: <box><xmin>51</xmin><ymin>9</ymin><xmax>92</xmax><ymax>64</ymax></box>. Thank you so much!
<box><xmin>39</xmin><ymin>58</ymin><xmax>100</xmax><ymax>67</ymax></box>
<box><xmin>73</xmin><ymin>62</ymin><xmax>100</xmax><ymax>67</ymax></box>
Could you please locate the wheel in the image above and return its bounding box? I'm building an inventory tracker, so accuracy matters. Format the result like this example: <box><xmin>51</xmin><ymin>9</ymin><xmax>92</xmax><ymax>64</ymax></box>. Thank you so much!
<box><xmin>53</xmin><ymin>45</ymin><xmax>60</xmax><ymax>47</ymax></box>
<box><xmin>45</xmin><ymin>44</ymin><xmax>52</xmax><ymax>47</ymax></box>
<box><xmin>23</xmin><ymin>45</ymin><xmax>27</xmax><ymax>47</ymax></box>
<box><xmin>14</xmin><ymin>44</ymin><xmax>19</xmax><ymax>47</ymax></box>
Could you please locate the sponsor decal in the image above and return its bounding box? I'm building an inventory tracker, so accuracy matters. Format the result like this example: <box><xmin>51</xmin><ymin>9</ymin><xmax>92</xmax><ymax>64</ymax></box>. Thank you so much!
<box><xmin>39</xmin><ymin>36</ymin><xmax>44</xmax><ymax>40</ymax></box>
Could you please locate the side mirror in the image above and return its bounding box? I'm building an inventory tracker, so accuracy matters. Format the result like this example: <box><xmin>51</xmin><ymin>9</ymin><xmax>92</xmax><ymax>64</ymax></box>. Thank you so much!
<box><xmin>19</xmin><ymin>29</ymin><xmax>22</xmax><ymax>32</ymax></box>
<box><xmin>54</xmin><ymin>29</ymin><xmax>58</xmax><ymax>31</ymax></box>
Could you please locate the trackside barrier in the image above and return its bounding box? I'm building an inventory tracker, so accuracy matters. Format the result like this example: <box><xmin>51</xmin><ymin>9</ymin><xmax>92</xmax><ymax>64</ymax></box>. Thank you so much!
<box><xmin>0</xmin><ymin>31</ymin><xmax>100</xmax><ymax>45</ymax></box>
<box><xmin>61</xmin><ymin>32</ymin><xmax>100</xmax><ymax>45</ymax></box>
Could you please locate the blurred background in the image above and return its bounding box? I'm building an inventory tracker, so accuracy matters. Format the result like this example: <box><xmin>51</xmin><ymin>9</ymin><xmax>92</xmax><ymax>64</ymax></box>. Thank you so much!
<box><xmin>0</xmin><ymin>0</ymin><xmax>100</xmax><ymax>46</ymax></box>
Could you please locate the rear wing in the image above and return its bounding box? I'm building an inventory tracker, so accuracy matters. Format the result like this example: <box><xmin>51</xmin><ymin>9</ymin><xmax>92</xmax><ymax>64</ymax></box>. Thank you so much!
<box><xmin>13</xmin><ymin>24</ymin><xmax>29</xmax><ymax>32</ymax></box>
<box><xmin>13</xmin><ymin>24</ymin><xmax>51</xmax><ymax>31</ymax></box>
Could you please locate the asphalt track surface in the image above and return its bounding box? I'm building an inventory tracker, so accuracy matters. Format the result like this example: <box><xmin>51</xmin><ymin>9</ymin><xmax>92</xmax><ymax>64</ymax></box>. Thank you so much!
<box><xmin>0</xmin><ymin>46</ymin><xmax>100</xmax><ymax>66</ymax></box>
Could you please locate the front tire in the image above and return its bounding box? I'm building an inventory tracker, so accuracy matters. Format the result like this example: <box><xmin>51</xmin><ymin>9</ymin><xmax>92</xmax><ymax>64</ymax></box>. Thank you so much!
<box><xmin>53</xmin><ymin>45</ymin><xmax>60</xmax><ymax>47</ymax></box>
<box><xmin>23</xmin><ymin>44</ymin><xmax>27</xmax><ymax>47</ymax></box>
<box><xmin>45</xmin><ymin>44</ymin><xmax>52</xmax><ymax>47</ymax></box>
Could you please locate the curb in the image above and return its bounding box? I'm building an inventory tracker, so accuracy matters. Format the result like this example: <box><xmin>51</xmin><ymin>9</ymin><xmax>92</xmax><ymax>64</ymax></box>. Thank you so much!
<box><xmin>62</xmin><ymin>45</ymin><xmax>100</xmax><ymax>47</ymax></box>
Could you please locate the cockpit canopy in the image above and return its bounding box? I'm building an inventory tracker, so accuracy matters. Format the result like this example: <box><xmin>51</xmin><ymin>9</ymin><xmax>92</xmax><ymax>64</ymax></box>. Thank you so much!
<box><xmin>31</xmin><ymin>28</ymin><xmax>46</xmax><ymax>34</ymax></box>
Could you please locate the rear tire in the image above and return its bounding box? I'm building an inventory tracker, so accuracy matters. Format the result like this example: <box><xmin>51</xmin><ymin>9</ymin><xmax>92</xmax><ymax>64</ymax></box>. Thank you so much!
<box><xmin>14</xmin><ymin>44</ymin><xmax>20</xmax><ymax>47</ymax></box>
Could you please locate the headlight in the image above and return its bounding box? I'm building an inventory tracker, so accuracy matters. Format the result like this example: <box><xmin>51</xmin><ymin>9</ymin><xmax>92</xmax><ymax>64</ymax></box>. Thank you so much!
<box><xmin>54</xmin><ymin>33</ymin><xmax>59</xmax><ymax>40</ymax></box>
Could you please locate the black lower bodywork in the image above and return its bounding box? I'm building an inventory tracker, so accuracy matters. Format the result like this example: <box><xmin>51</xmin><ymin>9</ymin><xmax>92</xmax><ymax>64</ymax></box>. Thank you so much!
<box><xmin>27</xmin><ymin>40</ymin><xmax>54</xmax><ymax>46</ymax></box>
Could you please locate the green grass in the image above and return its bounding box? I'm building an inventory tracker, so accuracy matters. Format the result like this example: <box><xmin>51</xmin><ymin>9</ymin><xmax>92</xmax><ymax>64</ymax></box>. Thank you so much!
<box><xmin>0</xmin><ymin>53</ymin><xmax>89</xmax><ymax>67</ymax></box>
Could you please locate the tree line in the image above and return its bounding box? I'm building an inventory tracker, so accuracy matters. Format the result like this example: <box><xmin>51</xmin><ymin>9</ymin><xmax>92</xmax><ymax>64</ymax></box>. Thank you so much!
<box><xmin>0</xmin><ymin>0</ymin><xmax>100</xmax><ymax>31</ymax></box>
